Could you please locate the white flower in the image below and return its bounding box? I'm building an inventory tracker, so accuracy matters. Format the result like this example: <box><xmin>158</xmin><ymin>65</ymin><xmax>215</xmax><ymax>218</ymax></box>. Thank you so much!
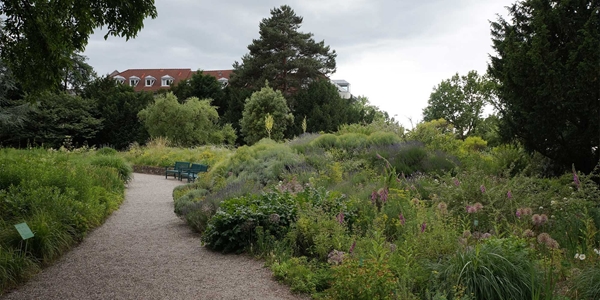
<box><xmin>539</xmin><ymin>206</ymin><xmax>543</xmax><ymax>210</ymax></box>
<box><xmin>594</xmin><ymin>248</ymin><xmax>600</xmax><ymax>255</ymax></box>
<box><xmin>550</xmin><ymin>201</ymin><xmax>557</xmax><ymax>206</ymax></box>
<box><xmin>580</xmin><ymin>254</ymin><xmax>586</xmax><ymax>260</ymax></box>
<box><xmin>575</xmin><ymin>253</ymin><xmax>580</xmax><ymax>259</ymax></box>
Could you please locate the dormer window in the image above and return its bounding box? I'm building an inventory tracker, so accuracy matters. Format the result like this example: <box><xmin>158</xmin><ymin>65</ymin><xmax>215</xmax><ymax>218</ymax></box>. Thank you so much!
<box><xmin>114</xmin><ymin>75</ymin><xmax>125</xmax><ymax>84</ymax></box>
<box><xmin>161</xmin><ymin>75</ymin><xmax>174</xmax><ymax>87</ymax></box>
<box><xmin>217</xmin><ymin>77</ymin><xmax>229</xmax><ymax>89</ymax></box>
<box><xmin>129</xmin><ymin>76</ymin><xmax>140</xmax><ymax>87</ymax></box>
<box><xmin>145</xmin><ymin>76</ymin><xmax>156</xmax><ymax>87</ymax></box>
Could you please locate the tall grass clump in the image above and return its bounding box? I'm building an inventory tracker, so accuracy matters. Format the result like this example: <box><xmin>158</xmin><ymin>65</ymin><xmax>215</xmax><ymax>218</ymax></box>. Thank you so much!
<box><xmin>90</xmin><ymin>155</ymin><xmax>133</xmax><ymax>182</ymax></box>
<box><xmin>437</xmin><ymin>237</ymin><xmax>538</xmax><ymax>300</ymax></box>
<box><xmin>0</xmin><ymin>148</ymin><xmax>126</xmax><ymax>294</ymax></box>
<box><xmin>572</xmin><ymin>266</ymin><xmax>600</xmax><ymax>299</ymax></box>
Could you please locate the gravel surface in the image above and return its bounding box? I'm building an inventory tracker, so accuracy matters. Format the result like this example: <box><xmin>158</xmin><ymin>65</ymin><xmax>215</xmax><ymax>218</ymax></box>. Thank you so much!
<box><xmin>2</xmin><ymin>173</ymin><xmax>306</xmax><ymax>300</ymax></box>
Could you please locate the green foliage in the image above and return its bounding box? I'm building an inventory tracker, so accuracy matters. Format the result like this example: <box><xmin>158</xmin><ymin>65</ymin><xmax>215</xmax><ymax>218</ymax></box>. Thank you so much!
<box><xmin>406</xmin><ymin>119</ymin><xmax>462</xmax><ymax>154</ymax></box>
<box><xmin>170</xmin><ymin>70</ymin><xmax>228</xmax><ymax>117</ymax></box>
<box><xmin>202</xmin><ymin>192</ymin><xmax>298</xmax><ymax>253</ymax></box>
<box><xmin>0</xmin><ymin>148</ymin><xmax>125</xmax><ymax>293</ymax></box>
<box><xmin>1</xmin><ymin>92</ymin><xmax>102</xmax><ymax>148</ymax></box>
<box><xmin>0</xmin><ymin>1</ymin><xmax>157</xmax><ymax>93</ymax></box>
<box><xmin>271</xmin><ymin>257</ymin><xmax>332</xmax><ymax>294</ymax></box>
<box><xmin>290</xmin><ymin>80</ymin><xmax>355</xmax><ymax>135</ymax></box>
<box><xmin>488</xmin><ymin>0</ymin><xmax>599</xmax><ymax>173</ymax></box>
<box><xmin>325</xmin><ymin>258</ymin><xmax>399</xmax><ymax>300</ymax></box>
<box><xmin>83</xmin><ymin>76</ymin><xmax>153</xmax><ymax>149</ymax></box>
<box><xmin>230</xmin><ymin>5</ymin><xmax>336</xmax><ymax>102</ymax></box>
<box><xmin>240</xmin><ymin>84</ymin><xmax>294</xmax><ymax>144</ymax></box>
<box><xmin>436</xmin><ymin>237</ymin><xmax>538</xmax><ymax>300</ymax></box>
<box><xmin>572</xmin><ymin>266</ymin><xmax>600</xmax><ymax>300</ymax></box>
<box><xmin>96</xmin><ymin>147</ymin><xmax>117</xmax><ymax>156</ymax></box>
<box><xmin>138</xmin><ymin>92</ymin><xmax>236</xmax><ymax>146</ymax></box>
<box><xmin>89</xmin><ymin>155</ymin><xmax>133</xmax><ymax>183</ymax></box>
<box><xmin>423</xmin><ymin>71</ymin><xmax>494</xmax><ymax>139</ymax></box>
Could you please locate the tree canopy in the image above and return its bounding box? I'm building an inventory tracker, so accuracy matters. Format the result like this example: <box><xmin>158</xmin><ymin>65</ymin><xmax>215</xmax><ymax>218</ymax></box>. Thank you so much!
<box><xmin>170</xmin><ymin>70</ymin><xmax>227</xmax><ymax>117</ymax></box>
<box><xmin>138</xmin><ymin>92</ymin><xmax>236</xmax><ymax>147</ymax></box>
<box><xmin>0</xmin><ymin>0</ymin><xmax>157</xmax><ymax>93</ymax></box>
<box><xmin>240</xmin><ymin>83</ymin><xmax>294</xmax><ymax>144</ymax></box>
<box><xmin>422</xmin><ymin>71</ymin><xmax>494</xmax><ymax>139</ymax></box>
<box><xmin>230</xmin><ymin>5</ymin><xmax>336</xmax><ymax>105</ymax></box>
<box><xmin>488</xmin><ymin>0</ymin><xmax>599</xmax><ymax>173</ymax></box>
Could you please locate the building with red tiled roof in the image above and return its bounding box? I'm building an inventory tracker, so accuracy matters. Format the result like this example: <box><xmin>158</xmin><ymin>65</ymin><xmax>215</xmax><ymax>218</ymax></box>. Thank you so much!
<box><xmin>111</xmin><ymin>69</ymin><xmax>233</xmax><ymax>92</ymax></box>
<box><xmin>111</xmin><ymin>68</ymin><xmax>351</xmax><ymax>98</ymax></box>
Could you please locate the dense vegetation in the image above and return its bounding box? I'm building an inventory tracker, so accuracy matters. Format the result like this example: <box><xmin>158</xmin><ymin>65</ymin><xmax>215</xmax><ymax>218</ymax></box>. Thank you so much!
<box><xmin>160</xmin><ymin>120</ymin><xmax>599</xmax><ymax>299</ymax></box>
<box><xmin>0</xmin><ymin>148</ymin><xmax>131</xmax><ymax>294</ymax></box>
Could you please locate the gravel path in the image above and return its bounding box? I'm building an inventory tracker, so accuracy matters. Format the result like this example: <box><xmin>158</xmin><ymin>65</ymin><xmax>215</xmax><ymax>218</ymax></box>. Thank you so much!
<box><xmin>2</xmin><ymin>173</ymin><xmax>305</xmax><ymax>300</ymax></box>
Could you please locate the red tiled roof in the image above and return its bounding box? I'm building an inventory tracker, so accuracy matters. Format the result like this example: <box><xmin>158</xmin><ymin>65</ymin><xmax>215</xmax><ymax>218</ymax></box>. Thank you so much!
<box><xmin>112</xmin><ymin>68</ymin><xmax>234</xmax><ymax>92</ymax></box>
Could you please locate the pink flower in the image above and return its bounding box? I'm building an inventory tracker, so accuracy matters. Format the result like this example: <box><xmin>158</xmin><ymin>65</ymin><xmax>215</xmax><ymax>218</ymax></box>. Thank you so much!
<box><xmin>399</xmin><ymin>213</ymin><xmax>405</xmax><ymax>226</ymax></box>
<box><xmin>516</xmin><ymin>209</ymin><xmax>522</xmax><ymax>219</ymax></box>
<box><xmin>420</xmin><ymin>222</ymin><xmax>427</xmax><ymax>233</ymax></box>
<box><xmin>480</xmin><ymin>185</ymin><xmax>486</xmax><ymax>193</ymax></box>
<box><xmin>453</xmin><ymin>178</ymin><xmax>460</xmax><ymax>187</ymax></box>
<box><xmin>371</xmin><ymin>190</ymin><xmax>378</xmax><ymax>204</ymax></box>
<box><xmin>573</xmin><ymin>170</ymin><xmax>580</xmax><ymax>189</ymax></box>
<box><xmin>466</xmin><ymin>205</ymin><xmax>477</xmax><ymax>214</ymax></box>
<box><xmin>336</xmin><ymin>212</ymin><xmax>344</xmax><ymax>224</ymax></box>
<box><xmin>349</xmin><ymin>241</ymin><xmax>356</xmax><ymax>254</ymax></box>
<box><xmin>378</xmin><ymin>188</ymin><xmax>388</xmax><ymax>203</ymax></box>
<box><xmin>507</xmin><ymin>190</ymin><xmax>512</xmax><ymax>199</ymax></box>
<box><xmin>473</xmin><ymin>202</ymin><xmax>483</xmax><ymax>211</ymax></box>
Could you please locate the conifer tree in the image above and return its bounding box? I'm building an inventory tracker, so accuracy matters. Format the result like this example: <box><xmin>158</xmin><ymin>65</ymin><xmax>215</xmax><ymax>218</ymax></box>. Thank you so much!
<box><xmin>230</xmin><ymin>5</ymin><xmax>337</xmax><ymax>108</ymax></box>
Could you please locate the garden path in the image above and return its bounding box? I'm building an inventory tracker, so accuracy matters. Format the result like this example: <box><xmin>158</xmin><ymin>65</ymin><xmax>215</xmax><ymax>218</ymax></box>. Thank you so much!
<box><xmin>2</xmin><ymin>173</ymin><xmax>305</xmax><ymax>300</ymax></box>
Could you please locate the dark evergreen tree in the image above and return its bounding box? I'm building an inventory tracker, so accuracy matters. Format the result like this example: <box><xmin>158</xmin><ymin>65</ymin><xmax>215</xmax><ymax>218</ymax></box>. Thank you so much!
<box><xmin>83</xmin><ymin>76</ymin><xmax>154</xmax><ymax>149</ymax></box>
<box><xmin>488</xmin><ymin>0</ymin><xmax>599</xmax><ymax>173</ymax></box>
<box><xmin>222</xmin><ymin>86</ymin><xmax>252</xmax><ymax>145</ymax></box>
<box><xmin>2</xmin><ymin>92</ymin><xmax>102</xmax><ymax>148</ymax></box>
<box><xmin>230</xmin><ymin>5</ymin><xmax>337</xmax><ymax>108</ymax></box>
<box><xmin>290</xmin><ymin>80</ymin><xmax>353</xmax><ymax>135</ymax></box>
<box><xmin>170</xmin><ymin>70</ymin><xmax>227</xmax><ymax>117</ymax></box>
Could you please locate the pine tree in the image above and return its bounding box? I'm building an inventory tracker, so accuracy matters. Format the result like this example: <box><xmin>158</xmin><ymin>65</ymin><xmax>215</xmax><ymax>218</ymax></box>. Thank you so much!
<box><xmin>230</xmin><ymin>5</ymin><xmax>336</xmax><ymax>109</ymax></box>
<box><xmin>488</xmin><ymin>0</ymin><xmax>599</xmax><ymax>173</ymax></box>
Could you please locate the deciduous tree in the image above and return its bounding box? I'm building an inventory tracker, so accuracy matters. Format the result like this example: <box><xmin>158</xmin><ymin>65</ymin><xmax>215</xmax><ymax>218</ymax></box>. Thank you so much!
<box><xmin>138</xmin><ymin>93</ymin><xmax>236</xmax><ymax>146</ymax></box>
<box><xmin>422</xmin><ymin>71</ymin><xmax>494</xmax><ymax>139</ymax></box>
<box><xmin>240</xmin><ymin>83</ymin><xmax>293</xmax><ymax>144</ymax></box>
<box><xmin>0</xmin><ymin>0</ymin><xmax>157</xmax><ymax>93</ymax></box>
<box><xmin>488</xmin><ymin>0</ymin><xmax>599</xmax><ymax>173</ymax></box>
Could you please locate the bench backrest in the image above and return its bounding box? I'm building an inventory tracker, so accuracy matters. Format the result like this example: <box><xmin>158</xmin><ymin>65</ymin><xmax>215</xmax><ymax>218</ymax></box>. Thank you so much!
<box><xmin>190</xmin><ymin>163</ymin><xmax>209</xmax><ymax>172</ymax></box>
<box><xmin>174</xmin><ymin>161</ymin><xmax>190</xmax><ymax>170</ymax></box>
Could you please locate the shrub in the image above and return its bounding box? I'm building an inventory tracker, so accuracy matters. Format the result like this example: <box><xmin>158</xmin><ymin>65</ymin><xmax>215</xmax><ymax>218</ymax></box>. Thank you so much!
<box><xmin>310</xmin><ymin>134</ymin><xmax>338</xmax><ymax>150</ymax></box>
<box><xmin>96</xmin><ymin>147</ymin><xmax>118</xmax><ymax>156</ymax></box>
<box><xmin>202</xmin><ymin>192</ymin><xmax>298</xmax><ymax>253</ymax></box>
<box><xmin>324</xmin><ymin>258</ymin><xmax>399</xmax><ymax>300</ymax></box>
<box><xmin>271</xmin><ymin>256</ymin><xmax>332</xmax><ymax>294</ymax></box>
<box><xmin>336</xmin><ymin>133</ymin><xmax>368</xmax><ymax>151</ymax></box>
<box><xmin>367</xmin><ymin>131</ymin><xmax>402</xmax><ymax>146</ymax></box>
<box><xmin>90</xmin><ymin>155</ymin><xmax>133</xmax><ymax>183</ymax></box>
<box><xmin>436</xmin><ymin>237</ymin><xmax>538</xmax><ymax>300</ymax></box>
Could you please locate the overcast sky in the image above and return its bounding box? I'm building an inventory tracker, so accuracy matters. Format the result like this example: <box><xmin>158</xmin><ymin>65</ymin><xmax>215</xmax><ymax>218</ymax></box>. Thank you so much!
<box><xmin>83</xmin><ymin>0</ymin><xmax>514</xmax><ymax>128</ymax></box>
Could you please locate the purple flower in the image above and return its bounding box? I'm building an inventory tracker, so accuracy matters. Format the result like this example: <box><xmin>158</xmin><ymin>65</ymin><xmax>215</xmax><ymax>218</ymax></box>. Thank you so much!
<box><xmin>466</xmin><ymin>205</ymin><xmax>477</xmax><ymax>214</ymax></box>
<box><xmin>507</xmin><ymin>190</ymin><xmax>512</xmax><ymax>199</ymax></box>
<box><xmin>371</xmin><ymin>190</ymin><xmax>378</xmax><ymax>204</ymax></box>
<box><xmin>480</xmin><ymin>184</ymin><xmax>486</xmax><ymax>194</ymax></box>
<box><xmin>379</xmin><ymin>188</ymin><xmax>388</xmax><ymax>203</ymax></box>
<box><xmin>399</xmin><ymin>213</ymin><xmax>405</xmax><ymax>226</ymax></box>
<box><xmin>336</xmin><ymin>212</ymin><xmax>345</xmax><ymax>224</ymax></box>
<box><xmin>420</xmin><ymin>222</ymin><xmax>427</xmax><ymax>233</ymax></box>
<box><xmin>349</xmin><ymin>241</ymin><xmax>356</xmax><ymax>254</ymax></box>
<box><xmin>515</xmin><ymin>209</ymin><xmax>522</xmax><ymax>219</ymax></box>
<box><xmin>573</xmin><ymin>170</ymin><xmax>580</xmax><ymax>189</ymax></box>
<box><xmin>453</xmin><ymin>178</ymin><xmax>460</xmax><ymax>187</ymax></box>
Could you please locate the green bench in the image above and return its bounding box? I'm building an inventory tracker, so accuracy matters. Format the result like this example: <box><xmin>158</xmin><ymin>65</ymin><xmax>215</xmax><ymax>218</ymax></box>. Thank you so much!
<box><xmin>165</xmin><ymin>161</ymin><xmax>190</xmax><ymax>179</ymax></box>
<box><xmin>179</xmin><ymin>163</ymin><xmax>209</xmax><ymax>182</ymax></box>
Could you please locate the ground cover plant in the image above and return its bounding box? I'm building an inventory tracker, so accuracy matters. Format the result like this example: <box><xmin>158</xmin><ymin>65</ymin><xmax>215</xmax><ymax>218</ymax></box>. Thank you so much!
<box><xmin>169</xmin><ymin>119</ymin><xmax>600</xmax><ymax>299</ymax></box>
<box><xmin>0</xmin><ymin>147</ymin><xmax>130</xmax><ymax>294</ymax></box>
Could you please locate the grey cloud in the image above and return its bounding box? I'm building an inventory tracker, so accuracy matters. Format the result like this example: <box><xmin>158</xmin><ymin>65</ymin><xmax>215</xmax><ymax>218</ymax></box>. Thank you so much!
<box><xmin>85</xmin><ymin>0</ymin><xmax>488</xmax><ymax>75</ymax></box>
